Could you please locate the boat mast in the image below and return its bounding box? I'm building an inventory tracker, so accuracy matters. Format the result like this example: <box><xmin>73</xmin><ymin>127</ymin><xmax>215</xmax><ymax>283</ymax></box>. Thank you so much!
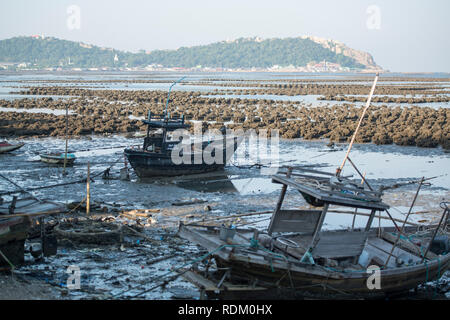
<box><xmin>336</xmin><ymin>73</ymin><xmax>379</xmax><ymax>177</ymax></box>
<box><xmin>164</xmin><ymin>76</ymin><xmax>186</xmax><ymax>120</ymax></box>
<box><xmin>163</xmin><ymin>76</ymin><xmax>186</xmax><ymax>145</ymax></box>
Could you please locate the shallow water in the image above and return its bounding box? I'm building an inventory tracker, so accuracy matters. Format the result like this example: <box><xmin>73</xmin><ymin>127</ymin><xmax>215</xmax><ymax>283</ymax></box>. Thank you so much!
<box><xmin>1</xmin><ymin>135</ymin><xmax>448</xmax><ymax>223</ymax></box>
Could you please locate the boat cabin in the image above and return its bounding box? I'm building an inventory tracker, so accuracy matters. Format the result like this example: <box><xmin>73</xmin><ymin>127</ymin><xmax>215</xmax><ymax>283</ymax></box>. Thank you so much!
<box><xmin>142</xmin><ymin>111</ymin><xmax>190</xmax><ymax>154</ymax></box>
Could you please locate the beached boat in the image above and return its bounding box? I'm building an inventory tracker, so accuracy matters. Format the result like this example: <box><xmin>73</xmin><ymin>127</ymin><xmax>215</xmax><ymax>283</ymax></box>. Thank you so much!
<box><xmin>178</xmin><ymin>167</ymin><xmax>450</xmax><ymax>299</ymax></box>
<box><xmin>0</xmin><ymin>197</ymin><xmax>66</xmax><ymax>267</ymax></box>
<box><xmin>177</xmin><ymin>74</ymin><xmax>450</xmax><ymax>299</ymax></box>
<box><xmin>0</xmin><ymin>141</ymin><xmax>25</xmax><ymax>154</ymax></box>
<box><xmin>124</xmin><ymin>112</ymin><xmax>242</xmax><ymax>178</ymax></box>
<box><xmin>40</xmin><ymin>152</ymin><xmax>76</xmax><ymax>165</ymax></box>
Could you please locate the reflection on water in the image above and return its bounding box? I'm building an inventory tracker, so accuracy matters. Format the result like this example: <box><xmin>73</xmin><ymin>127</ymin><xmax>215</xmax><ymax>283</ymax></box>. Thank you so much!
<box><xmin>175</xmin><ymin>174</ymin><xmax>238</xmax><ymax>193</ymax></box>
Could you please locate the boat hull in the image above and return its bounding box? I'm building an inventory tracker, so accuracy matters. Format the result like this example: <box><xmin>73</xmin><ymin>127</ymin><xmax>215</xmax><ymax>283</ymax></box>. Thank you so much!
<box><xmin>213</xmin><ymin>254</ymin><xmax>449</xmax><ymax>299</ymax></box>
<box><xmin>40</xmin><ymin>153</ymin><xmax>76</xmax><ymax>165</ymax></box>
<box><xmin>124</xmin><ymin>136</ymin><xmax>242</xmax><ymax>178</ymax></box>
<box><xmin>0</xmin><ymin>143</ymin><xmax>24</xmax><ymax>154</ymax></box>
<box><xmin>124</xmin><ymin>150</ymin><xmax>225</xmax><ymax>177</ymax></box>
<box><xmin>178</xmin><ymin>224</ymin><xmax>450</xmax><ymax>299</ymax></box>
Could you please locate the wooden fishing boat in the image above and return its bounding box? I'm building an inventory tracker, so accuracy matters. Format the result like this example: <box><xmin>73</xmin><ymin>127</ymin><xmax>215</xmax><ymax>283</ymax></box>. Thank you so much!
<box><xmin>40</xmin><ymin>152</ymin><xmax>76</xmax><ymax>165</ymax></box>
<box><xmin>178</xmin><ymin>74</ymin><xmax>449</xmax><ymax>299</ymax></box>
<box><xmin>0</xmin><ymin>141</ymin><xmax>25</xmax><ymax>154</ymax></box>
<box><xmin>124</xmin><ymin>112</ymin><xmax>242</xmax><ymax>178</ymax></box>
<box><xmin>0</xmin><ymin>197</ymin><xmax>66</xmax><ymax>267</ymax></box>
<box><xmin>178</xmin><ymin>167</ymin><xmax>450</xmax><ymax>299</ymax></box>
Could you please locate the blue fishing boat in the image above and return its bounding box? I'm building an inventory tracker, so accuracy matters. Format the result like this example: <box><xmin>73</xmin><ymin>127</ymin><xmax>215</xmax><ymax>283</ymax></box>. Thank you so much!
<box><xmin>40</xmin><ymin>152</ymin><xmax>76</xmax><ymax>165</ymax></box>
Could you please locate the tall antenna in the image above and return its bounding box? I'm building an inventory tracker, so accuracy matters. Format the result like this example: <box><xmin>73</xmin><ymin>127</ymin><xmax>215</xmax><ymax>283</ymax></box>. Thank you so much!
<box><xmin>164</xmin><ymin>76</ymin><xmax>186</xmax><ymax>119</ymax></box>
<box><xmin>336</xmin><ymin>73</ymin><xmax>379</xmax><ymax>177</ymax></box>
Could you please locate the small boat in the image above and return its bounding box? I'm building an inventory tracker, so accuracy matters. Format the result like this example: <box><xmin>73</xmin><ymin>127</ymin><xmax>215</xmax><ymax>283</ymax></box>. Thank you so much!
<box><xmin>0</xmin><ymin>141</ymin><xmax>25</xmax><ymax>154</ymax></box>
<box><xmin>178</xmin><ymin>73</ymin><xmax>449</xmax><ymax>299</ymax></box>
<box><xmin>40</xmin><ymin>152</ymin><xmax>76</xmax><ymax>165</ymax></box>
<box><xmin>0</xmin><ymin>197</ymin><xmax>66</xmax><ymax>267</ymax></box>
<box><xmin>178</xmin><ymin>167</ymin><xmax>450</xmax><ymax>299</ymax></box>
<box><xmin>124</xmin><ymin>112</ymin><xmax>242</xmax><ymax>178</ymax></box>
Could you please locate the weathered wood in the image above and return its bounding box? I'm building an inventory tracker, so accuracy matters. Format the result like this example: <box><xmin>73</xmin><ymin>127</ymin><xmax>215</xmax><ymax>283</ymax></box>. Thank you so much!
<box><xmin>365</xmin><ymin>237</ymin><xmax>422</xmax><ymax>268</ymax></box>
<box><xmin>381</xmin><ymin>231</ymin><xmax>436</xmax><ymax>260</ymax></box>
<box><xmin>181</xmin><ymin>270</ymin><xmax>221</xmax><ymax>291</ymax></box>
<box><xmin>0</xmin><ymin>198</ymin><xmax>66</xmax><ymax>217</ymax></box>
<box><xmin>268</xmin><ymin>210</ymin><xmax>321</xmax><ymax>234</ymax></box>
<box><xmin>365</xmin><ymin>209</ymin><xmax>377</xmax><ymax>232</ymax></box>
<box><xmin>272</xmin><ymin>175</ymin><xmax>389</xmax><ymax>210</ymax></box>
<box><xmin>327</xmin><ymin>210</ymin><xmax>418</xmax><ymax>227</ymax></box>
<box><xmin>0</xmin><ymin>217</ymin><xmax>30</xmax><ymax>245</ymax></box>
<box><xmin>313</xmin><ymin>231</ymin><xmax>367</xmax><ymax>259</ymax></box>
<box><xmin>301</xmin><ymin>204</ymin><xmax>329</xmax><ymax>260</ymax></box>
<box><xmin>268</xmin><ymin>168</ymin><xmax>292</xmax><ymax>235</ymax></box>
<box><xmin>177</xmin><ymin>224</ymin><xmax>231</xmax><ymax>261</ymax></box>
<box><xmin>385</xmin><ymin>178</ymin><xmax>424</xmax><ymax>266</ymax></box>
<box><xmin>186</xmin><ymin>211</ymin><xmax>272</xmax><ymax>226</ymax></box>
<box><xmin>178</xmin><ymin>223</ymin><xmax>450</xmax><ymax>298</ymax></box>
<box><xmin>274</xmin><ymin>174</ymin><xmax>381</xmax><ymax>202</ymax></box>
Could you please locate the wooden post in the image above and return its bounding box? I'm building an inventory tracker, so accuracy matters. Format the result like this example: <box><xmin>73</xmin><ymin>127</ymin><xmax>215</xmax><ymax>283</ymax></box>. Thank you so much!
<box><xmin>86</xmin><ymin>162</ymin><xmax>90</xmax><ymax>215</ymax></box>
<box><xmin>267</xmin><ymin>167</ymin><xmax>292</xmax><ymax>235</ymax></box>
<box><xmin>364</xmin><ymin>209</ymin><xmax>377</xmax><ymax>232</ymax></box>
<box><xmin>337</xmin><ymin>73</ymin><xmax>379</xmax><ymax>177</ymax></box>
<box><xmin>301</xmin><ymin>203</ymin><xmax>329</xmax><ymax>262</ymax></box>
<box><xmin>63</xmin><ymin>104</ymin><xmax>68</xmax><ymax>175</ymax></box>
<box><xmin>351</xmin><ymin>172</ymin><xmax>366</xmax><ymax>231</ymax></box>
<box><xmin>351</xmin><ymin>207</ymin><xmax>358</xmax><ymax>231</ymax></box>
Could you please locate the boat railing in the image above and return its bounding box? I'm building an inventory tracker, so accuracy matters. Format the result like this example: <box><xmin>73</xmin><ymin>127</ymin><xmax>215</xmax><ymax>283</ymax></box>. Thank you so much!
<box><xmin>146</xmin><ymin>111</ymin><xmax>185</xmax><ymax>123</ymax></box>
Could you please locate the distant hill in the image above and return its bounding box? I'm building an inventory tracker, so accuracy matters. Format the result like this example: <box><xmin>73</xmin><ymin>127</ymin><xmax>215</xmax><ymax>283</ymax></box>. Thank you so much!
<box><xmin>0</xmin><ymin>36</ymin><xmax>381</xmax><ymax>70</ymax></box>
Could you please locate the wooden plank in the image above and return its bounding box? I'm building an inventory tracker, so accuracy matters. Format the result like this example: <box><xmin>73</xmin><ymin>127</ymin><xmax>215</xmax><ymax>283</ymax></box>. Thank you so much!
<box><xmin>0</xmin><ymin>199</ymin><xmax>66</xmax><ymax>215</ymax></box>
<box><xmin>268</xmin><ymin>168</ymin><xmax>292</xmax><ymax>235</ymax></box>
<box><xmin>181</xmin><ymin>270</ymin><xmax>220</xmax><ymax>291</ymax></box>
<box><xmin>272</xmin><ymin>175</ymin><xmax>389</xmax><ymax>210</ymax></box>
<box><xmin>177</xmin><ymin>224</ymin><xmax>231</xmax><ymax>261</ymax></box>
<box><xmin>268</xmin><ymin>210</ymin><xmax>321</xmax><ymax>234</ymax></box>
<box><xmin>313</xmin><ymin>231</ymin><xmax>367</xmax><ymax>258</ymax></box>
<box><xmin>369</xmin><ymin>237</ymin><xmax>421</xmax><ymax>263</ymax></box>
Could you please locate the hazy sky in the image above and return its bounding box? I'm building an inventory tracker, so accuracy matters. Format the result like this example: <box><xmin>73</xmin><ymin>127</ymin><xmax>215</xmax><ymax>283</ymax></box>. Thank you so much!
<box><xmin>1</xmin><ymin>0</ymin><xmax>449</xmax><ymax>72</ymax></box>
